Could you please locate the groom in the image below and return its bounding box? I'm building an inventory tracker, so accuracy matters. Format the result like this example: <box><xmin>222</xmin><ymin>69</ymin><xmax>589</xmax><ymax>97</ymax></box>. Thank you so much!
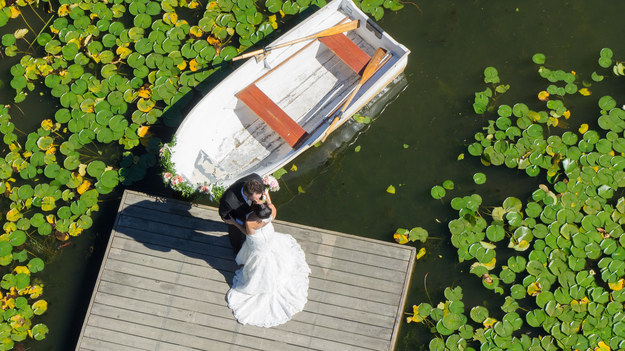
<box><xmin>218</xmin><ymin>173</ymin><xmax>265</xmax><ymax>254</ymax></box>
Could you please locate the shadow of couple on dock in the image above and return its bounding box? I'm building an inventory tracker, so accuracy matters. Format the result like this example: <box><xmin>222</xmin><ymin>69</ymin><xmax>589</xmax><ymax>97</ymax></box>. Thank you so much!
<box><xmin>113</xmin><ymin>196</ymin><xmax>239</xmax><ymax>293</ymax></box>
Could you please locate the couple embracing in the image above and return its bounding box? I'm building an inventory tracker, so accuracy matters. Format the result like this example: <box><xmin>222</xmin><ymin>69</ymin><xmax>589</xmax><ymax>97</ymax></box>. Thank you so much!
<box><xmin>218</xmin><ymin>174</ymin><xmax>311</xmax><ymax>327</ymax></box>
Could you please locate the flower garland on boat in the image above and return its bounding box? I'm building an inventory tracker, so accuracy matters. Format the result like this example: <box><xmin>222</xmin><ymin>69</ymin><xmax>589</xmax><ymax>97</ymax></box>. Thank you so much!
<box><xmin>159</xmin><ymin>138</ymin><xmax>279</xmax><ymax>201</ymax></box>
<box><xmin>159</xmin><ymin>138</ymin><xmax>226</xmax><ymax>200</ymax></box>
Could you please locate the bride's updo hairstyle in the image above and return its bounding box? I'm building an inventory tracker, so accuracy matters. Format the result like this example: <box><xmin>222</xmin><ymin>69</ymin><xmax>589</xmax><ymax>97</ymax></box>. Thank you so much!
<box><xmin>251</xmin><ymin>203</ymin><xmax>272</xmax><ymax>219</ymax></box>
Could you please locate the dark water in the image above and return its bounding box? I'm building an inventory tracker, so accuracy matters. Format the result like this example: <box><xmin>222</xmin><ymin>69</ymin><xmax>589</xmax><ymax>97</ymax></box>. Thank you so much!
<box><xmin>2</xmin><ymin>1</ymin><xmax>625</xmax><ymax>350</ymax></box>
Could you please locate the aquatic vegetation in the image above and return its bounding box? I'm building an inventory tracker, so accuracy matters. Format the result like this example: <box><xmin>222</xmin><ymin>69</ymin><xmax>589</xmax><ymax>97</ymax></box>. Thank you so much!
<box><xmin>399</xmin><ymin>49</ymin><xmax>625</xmax><ymax>350</ymax></box>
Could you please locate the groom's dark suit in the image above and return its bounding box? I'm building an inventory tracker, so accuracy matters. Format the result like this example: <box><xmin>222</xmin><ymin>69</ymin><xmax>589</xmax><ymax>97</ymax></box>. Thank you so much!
<box><xmin>218</xmin><ymin>173</ymin><xmax>263</xmax><ymax>254</ymax></box>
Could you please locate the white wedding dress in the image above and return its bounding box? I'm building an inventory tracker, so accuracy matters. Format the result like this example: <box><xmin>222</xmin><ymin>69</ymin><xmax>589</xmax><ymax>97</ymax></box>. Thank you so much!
<box><xmin>227</xmin><ymin>218</ymin><xmax>311</xmax><ymax>327</ymax></box>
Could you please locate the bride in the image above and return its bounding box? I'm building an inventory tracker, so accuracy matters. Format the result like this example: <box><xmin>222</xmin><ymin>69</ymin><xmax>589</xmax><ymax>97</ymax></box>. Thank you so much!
<box><xmin>226</xmin><ymin>191</ymin><xmax>311</xmax><ymax>327</ymax></box>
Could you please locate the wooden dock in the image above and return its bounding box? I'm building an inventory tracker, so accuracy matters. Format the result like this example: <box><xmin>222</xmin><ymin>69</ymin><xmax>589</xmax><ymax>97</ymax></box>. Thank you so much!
<box><xmin>75</xmin><ymin>190</ymin><xmax>415</xmax><ymax>351</ymax></box>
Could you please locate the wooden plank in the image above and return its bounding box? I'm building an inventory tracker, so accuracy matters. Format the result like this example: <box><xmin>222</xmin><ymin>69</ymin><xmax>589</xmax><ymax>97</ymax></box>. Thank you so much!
<box><xmin>78</xmin><ymin>337</ymin><xmax>145</xmax><ymax>351</ymax></box>
<box><xmin>319</xmin><ymin>33</ymin><xmax>371</xmax><ymax>75</ymax></box>
<box><xmin>82</xmin><ymin>327</ymin><xmax>158</xmax><ymax>350</ymax></box>
<box><xmin>237</xmin><ymin>84</ymin><xmax>308</xmax><ymax>148</ymax></box>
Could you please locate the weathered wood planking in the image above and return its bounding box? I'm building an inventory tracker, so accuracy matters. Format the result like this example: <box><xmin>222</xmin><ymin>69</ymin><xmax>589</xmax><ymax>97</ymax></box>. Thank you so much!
<box><xmin>75</xmin><ymin>190</ymin><xmax>415</xmax><ymax>351</ymax></box>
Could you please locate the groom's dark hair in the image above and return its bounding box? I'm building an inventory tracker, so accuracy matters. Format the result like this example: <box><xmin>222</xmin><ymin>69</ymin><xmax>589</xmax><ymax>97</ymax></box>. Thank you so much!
<box><xmin>251</xmin><ymin>203</ymin><xmax>272</xmax><ymax>219</ymax></box>
<box><xmin>243</xmin><ymin>179</ymin><xmax>264</xmax><ymax>196</ymax></box>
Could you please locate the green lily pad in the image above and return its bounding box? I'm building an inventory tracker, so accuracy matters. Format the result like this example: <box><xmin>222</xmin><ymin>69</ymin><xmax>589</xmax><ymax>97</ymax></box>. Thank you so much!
<box><xmin>470</xmin><ymin>306</ymin><xmax>489</xmax><ymax>323</ymax></box>
<box><xmin>473</xmin><ymin>172</ymin><xmax>487</xmax><ymax>184</ymax></box>
<box><xmin>27</xmin><ymin>258</ymin><xmax>44</xmax><ymax>273</ymax></box>
<box><xmin>87</xmin><ymin>160</ymin><xmax>106</xmax><ymax>178</ymax></box>
<box><xmin>431</xmin><ymin>185</ymin><xmax>446</xmax><ymax>199</ymax></box>
<box><xmin>31</xmin><ymin>323</ymin><xmax>48</xmax><ymax>341</ymax></box>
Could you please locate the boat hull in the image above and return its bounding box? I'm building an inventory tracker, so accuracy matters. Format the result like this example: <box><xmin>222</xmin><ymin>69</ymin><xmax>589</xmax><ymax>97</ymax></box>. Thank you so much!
<box><xmin>169</xmin><ymin>0</ymin><xmax>410</xmax><ymax>191</ymax></box>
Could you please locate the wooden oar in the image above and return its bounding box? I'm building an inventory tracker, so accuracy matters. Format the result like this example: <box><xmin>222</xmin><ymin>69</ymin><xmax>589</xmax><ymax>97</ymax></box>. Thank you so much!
<box><xmin>320</xmin><ymin>47</ymin><xmax>387</xmax><ymax>143</ymax></box>
<box><xmin>232</xmin><ymin>20</ymin><xmax>359</xmax><ymax>61</ymax></box>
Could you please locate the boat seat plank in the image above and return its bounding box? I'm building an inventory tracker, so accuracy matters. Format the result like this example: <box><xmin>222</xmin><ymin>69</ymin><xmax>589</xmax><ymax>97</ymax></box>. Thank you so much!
<box><xmin>319</xmin><ymin>33</ymin><xmax>371</xmax><ymax>75</ymax></box>
<box><xmin>237</xmin><ymin>84</ymin><xmax>308</xmax><ymax>148</ymax></box>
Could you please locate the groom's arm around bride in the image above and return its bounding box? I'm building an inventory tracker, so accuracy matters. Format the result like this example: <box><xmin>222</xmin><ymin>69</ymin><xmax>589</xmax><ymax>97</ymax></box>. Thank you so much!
<box><xmin>218</xmin><ymin>173</ymin><xmax>265</xmax><ymax>254</ymax></box>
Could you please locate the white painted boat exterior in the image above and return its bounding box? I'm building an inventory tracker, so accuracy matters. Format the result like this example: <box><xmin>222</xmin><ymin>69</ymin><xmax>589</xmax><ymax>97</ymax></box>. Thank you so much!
<box><xmin>169</xmin><ymin>0</ymin><xmax>410</xmax><ymax>189</ymax></box>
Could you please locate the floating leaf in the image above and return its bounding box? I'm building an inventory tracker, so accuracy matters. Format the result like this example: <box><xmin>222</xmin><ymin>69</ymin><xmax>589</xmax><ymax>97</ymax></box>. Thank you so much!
<box><xmin>442</xmin><ymin>180</ymin><xmax>454</xmax><ymax>190</ymax></box>
<box><xmin>473</xmin><ymin>172</ymin><xmax>486</xmax><ymax>184</ymax></box>
<box><xmin>409</xmin><ymin>227</ymin><xmax>428</xmax><ymax>243</ymax></box>
<box><xmin>431</xmin><ymin>185</ymin><xmax>445</xmax><ymax>199</ymax></box>
<box><xmin>579</xmin><ymin>123</ymin><xmax>589</xmax><ymax>134</ymax></box>
<box><xmin>532</xmin><ymin>53</ymin><xmax>546</xmax><ymax>65</ymax></box>
<box><xmin>31</xmin><ymin>323</ymin><xmax>48</xmax><ymax>341</ymax></box>
<box><xmin>416</xmin><ymin>247</ymin><xmax>426</xmax><ymax>260</ymax></box>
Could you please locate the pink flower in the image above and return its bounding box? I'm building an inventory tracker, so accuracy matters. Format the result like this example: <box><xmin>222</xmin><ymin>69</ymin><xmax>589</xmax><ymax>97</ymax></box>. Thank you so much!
<box><xmin>171</xmin><ymin>175</ymin><xmax>184</xmax><ymax>186</ymax></box>
<box><xmin>200</xmin><ymin>185</ymin><xmax>210</xmax><ymax>193</ymax></box>
<box><xmin>163</xmin><ymin>172</ymin><xmax>172</xmax><ymax>182</ymax></box>
<box><xmin>263</xmin><ymin>175</ymin><xmax>280</xmax><ymax>191</ymax></box>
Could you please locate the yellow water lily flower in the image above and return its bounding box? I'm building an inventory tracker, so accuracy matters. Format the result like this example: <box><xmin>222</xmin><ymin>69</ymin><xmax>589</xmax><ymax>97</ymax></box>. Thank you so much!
<box><xmin>579</xmin><ymin>88</ymin><xmax>591</xmax><ymax>96</ymax></box>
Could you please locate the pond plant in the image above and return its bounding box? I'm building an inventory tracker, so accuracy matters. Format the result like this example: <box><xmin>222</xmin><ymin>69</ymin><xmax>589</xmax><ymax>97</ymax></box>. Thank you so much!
<box><xmin>0</xmin><ymin>0</ymin><xmax>403</xmax><ymax>348</ymax></box>
<box><xmin>398</xmin><ymin>50</ymin><xmax>625</xmax><ymax>350</ymax></box>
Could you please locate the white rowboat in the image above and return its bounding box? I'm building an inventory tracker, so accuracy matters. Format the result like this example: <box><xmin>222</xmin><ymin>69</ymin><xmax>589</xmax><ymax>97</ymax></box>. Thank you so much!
<box><xmin>168</xmin><ymin>0</ymin><xmax>410</xmax><ymax>191</ymax></box>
